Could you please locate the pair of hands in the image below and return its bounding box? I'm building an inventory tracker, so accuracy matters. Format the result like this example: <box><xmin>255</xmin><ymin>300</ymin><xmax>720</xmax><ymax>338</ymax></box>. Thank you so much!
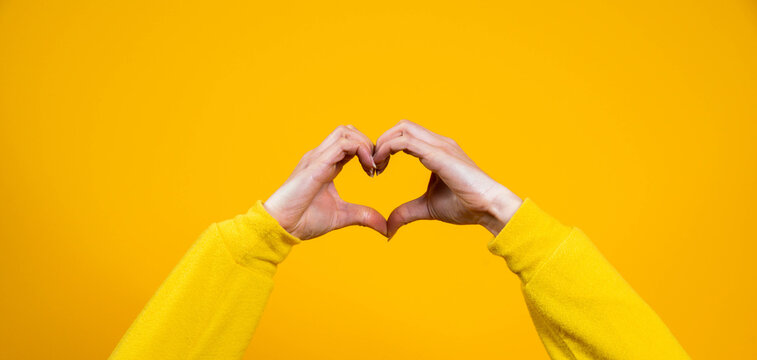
<box><xmin>263</xmin><ymin>120</ymin><xmax>523</xmax><ymax>240</ymax></box>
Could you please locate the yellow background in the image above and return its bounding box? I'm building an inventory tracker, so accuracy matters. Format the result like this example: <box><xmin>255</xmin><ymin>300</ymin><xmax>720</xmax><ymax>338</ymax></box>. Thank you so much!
<box><xmin>1</xmin><ymin>0</ymin><xmax>756</xmax><ymax>358</ymax></box>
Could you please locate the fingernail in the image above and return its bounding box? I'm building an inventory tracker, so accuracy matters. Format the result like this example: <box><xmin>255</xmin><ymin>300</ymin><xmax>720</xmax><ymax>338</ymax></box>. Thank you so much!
<box><xmin>371</xmin><ymin>159</ymin><xmax>377</xmax><ymax>169</ymax></box>
<box><xmin>369</xmin><ymin>168</ymin><xmax>374</xmax><ymax>177</ymax></box>
<box><xmin>377</xmin><ymin>168</ymin><xmax>383</xmax><ymax>176</ymax></box>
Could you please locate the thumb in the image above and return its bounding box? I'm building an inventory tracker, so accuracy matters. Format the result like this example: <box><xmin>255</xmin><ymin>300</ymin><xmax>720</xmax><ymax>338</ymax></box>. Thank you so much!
<box><xmin>336</xmin><ymin>202</ymin><xmax>388</xmax><ymax>237</ymax></box>
<box><xmin>386</xmin><ymin>195</ymin><xmax>431</xmax><ymax>240</ymax></box>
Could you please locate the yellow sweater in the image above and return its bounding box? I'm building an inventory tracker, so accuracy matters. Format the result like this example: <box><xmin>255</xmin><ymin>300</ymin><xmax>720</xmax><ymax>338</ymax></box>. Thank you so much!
<box><xmin>109</xmin><ymin>198</ymin><xmax>689</xmax><ymax>359</ymax></box>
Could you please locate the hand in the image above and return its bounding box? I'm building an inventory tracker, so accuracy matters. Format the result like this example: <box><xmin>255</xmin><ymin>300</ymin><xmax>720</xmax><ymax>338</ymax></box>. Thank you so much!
<box><xmin>264</xmin><ymin>125</ymin><xmax>387</xmax><ymax>240</ymax></box>
<box><xmin>373</xmin><ymin>120</ymin><xmax>523</xmax><ymax>239</ymax></box>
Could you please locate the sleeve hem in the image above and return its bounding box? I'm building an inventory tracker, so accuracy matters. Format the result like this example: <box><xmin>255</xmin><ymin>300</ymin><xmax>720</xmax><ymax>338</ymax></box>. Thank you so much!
<box><xmin>487</xmin><ymin>198</ymin><xmax>573</xmax><ymax>283</ymax></box>
<box><xmin>217</xmin><ymin>200</ymin><xmax>302</xmax><ymax>276</ymax></box>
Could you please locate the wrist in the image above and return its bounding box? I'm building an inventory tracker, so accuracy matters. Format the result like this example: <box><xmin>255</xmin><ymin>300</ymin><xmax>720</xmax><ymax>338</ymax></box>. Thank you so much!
<box><xmin>479</xmin><ymin>187</ymin><xmax>523</xmax><ymax>236</ymax></box>
<box><xmin>262</xmin><ymin>199</ymin><xmax>293</xmax><ymax>234</ymax></box>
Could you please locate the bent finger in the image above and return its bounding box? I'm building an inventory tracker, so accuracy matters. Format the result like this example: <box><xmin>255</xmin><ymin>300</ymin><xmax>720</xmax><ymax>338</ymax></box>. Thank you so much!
<box><xmin>373</xmin><ymin>135</ymin><xmax>440</xmax><ymax>174</ymax></box>
<box><xmin>345</xmin><ymin>125</ymin><xmax>377</xmax><ymax>175</ymax></box>
<box><xmin>313</xmin><ymin>125</ymin><xmax>374</xmax><ymax>176</ymax></box>
<box><xmin>376</xmin><ymin>119</ymin><xmax>448</xmax><ymax>150</ymax></box>
<box><xmin>325</xmin><ymin>138</ymin><xmax>375</xmax><ymax>176</ymax></box>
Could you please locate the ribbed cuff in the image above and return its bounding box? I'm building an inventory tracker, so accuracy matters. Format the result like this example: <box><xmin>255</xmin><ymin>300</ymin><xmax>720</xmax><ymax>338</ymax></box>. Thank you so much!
<box><xmin>218</xmin><ymin>200</ymin><xmax>302</xmax><ymax>276</ymax></box>
<box><xmin>487</xmin><ymin>198</ymin><xmax>573</xmax><ymax>284</ymax></box>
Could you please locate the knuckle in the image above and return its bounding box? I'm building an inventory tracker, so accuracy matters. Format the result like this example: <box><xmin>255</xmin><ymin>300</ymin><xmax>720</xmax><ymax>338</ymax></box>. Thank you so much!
<box><xmin>399</xmin><ymin>119</ymin><xmax>417</xmax><ymax>129</ymax></box>
<box><xmin>336</xmin><ymin>137</ymin><xmax>351</xmax><ymax>148</ymax></box>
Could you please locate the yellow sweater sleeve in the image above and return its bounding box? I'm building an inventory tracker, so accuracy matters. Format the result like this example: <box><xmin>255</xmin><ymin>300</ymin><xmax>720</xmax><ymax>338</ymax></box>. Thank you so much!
<box><xmin>109</xmin><ymin>200</ymin><xmax>301</xmax><ymax>360</ymax></box>
<box><xmin>488</xmin><ymin>198</ymin><xmax>689</xmax><ymax>359</ymax></box>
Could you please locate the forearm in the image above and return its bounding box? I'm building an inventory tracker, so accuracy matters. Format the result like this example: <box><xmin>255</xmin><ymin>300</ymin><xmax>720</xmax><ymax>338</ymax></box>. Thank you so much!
<box><xmin>110</xmin><ymin>201</ymin><xmax>300</xmax><ymax>360</ymax></box>
<box><xmin>488</xmin><ymin>199</ymin><xmax>689</xmax><ymax>359</ymax></box>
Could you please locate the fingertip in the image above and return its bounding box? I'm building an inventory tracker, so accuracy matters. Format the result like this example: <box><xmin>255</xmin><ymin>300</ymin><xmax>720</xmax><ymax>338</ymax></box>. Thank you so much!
<box><xmin>356</xmin><ymin>146</ymin><xmax>378</xmax><ymax>177</ymax></box>
<box><xmin>365</xmin><ymin>222</ymin><xmax>387</xmax><ymax>238</ymax></box>
<box><xmin>374</xmin><ymin>156</ymin><xmax>390</xmax><ymax>175</ymax></box>
<box><xmin>385</xmin><ymin>215</ymin><xmax>402</xmax><ymax>240</ymax></box>
<box><xmin>387</xmin><ymin>228</ymin><xmax>396</xmax><ymax>241</ymax></box>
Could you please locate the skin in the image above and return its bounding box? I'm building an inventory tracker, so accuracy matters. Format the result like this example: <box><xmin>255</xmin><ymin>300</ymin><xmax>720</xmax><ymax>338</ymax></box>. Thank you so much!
<box><xmin>263</xmin><ymin>125</ymin><xmax>387</xmax><ymax>240</ymax></box>
<box><xmin>264</xmin><ymin>120</ymin><xmax>523</xmax><ymax>240</ymax></box>
<box><xmin>373</xmin><ymin>120</ymin><xmax>523</xmax><ymax>239</ymax></box>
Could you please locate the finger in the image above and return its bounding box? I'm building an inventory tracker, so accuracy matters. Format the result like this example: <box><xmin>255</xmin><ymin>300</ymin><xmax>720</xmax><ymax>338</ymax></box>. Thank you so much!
<box><xmin>376</xmin><ymin>119</ymin><xmax>449</xmax><ymax>150</ymax></box>
<box><xmin>316</xmin><ymin>125</ymin><xmax>375</xmax><ymax>176</ymax></box>
<box><xmin>375</xmin><ymin>154</ymin><xmax>390</xmax><ymax>176</ymax></box>
<box><xmin>375</xmin><ymin>120</ymin><xmax>470</xmax><ymax>174</ymax></box>
<box><xmin>373</xmin><ymin>134</ymin><xmax>441</xmax><ymax>174</ymax></box>
<box><xmin>374</xmin><ymin>123</ymin><xmax>441</xmax><ymax>174</ymax></box>
<box><xmin>386</xmin><ymin>195</ymin><xmax>432</xmax><ymax>240</ymax></box>
<box><xmin>323</xmin><ymin>138</ymin><xmax>374</xmax><ymax>176</ymax></box>
<box><xmin>346</xmin><ymin>125</ymin><xmax>377</xmax><ymax>175</ymax></box>
<box><xmin>335</xmin><ymin>202</ymin><xmax>388</xmax><ymax>237</ymax></box>
<box><xmin>335</xmin><ymin>152</ymin><xmax>356</xmax><ymax>172</ymax></box>
<box><xmin>346</xmin><ymin>125</ymin><xmax>376</xmax><ymax>155</ymax></box>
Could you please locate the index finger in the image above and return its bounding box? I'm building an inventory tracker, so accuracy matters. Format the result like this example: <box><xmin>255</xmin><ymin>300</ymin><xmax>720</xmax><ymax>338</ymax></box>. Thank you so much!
<box><xmin>372</xmin><ymin>134</ymin><xmax>443</xmax><ymax>174</ymax></box>
<box><xmin>314</xmin><ymin>125</ymin><xmax>376</xmax><ymax>176</ymax></box>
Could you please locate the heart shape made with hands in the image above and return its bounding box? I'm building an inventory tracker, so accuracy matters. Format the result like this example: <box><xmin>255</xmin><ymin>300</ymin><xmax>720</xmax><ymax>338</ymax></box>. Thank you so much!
<box><xmin>263</xmin><ymin>120</ymin><xmax>522</xmax><ymax>241</ymax></box>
